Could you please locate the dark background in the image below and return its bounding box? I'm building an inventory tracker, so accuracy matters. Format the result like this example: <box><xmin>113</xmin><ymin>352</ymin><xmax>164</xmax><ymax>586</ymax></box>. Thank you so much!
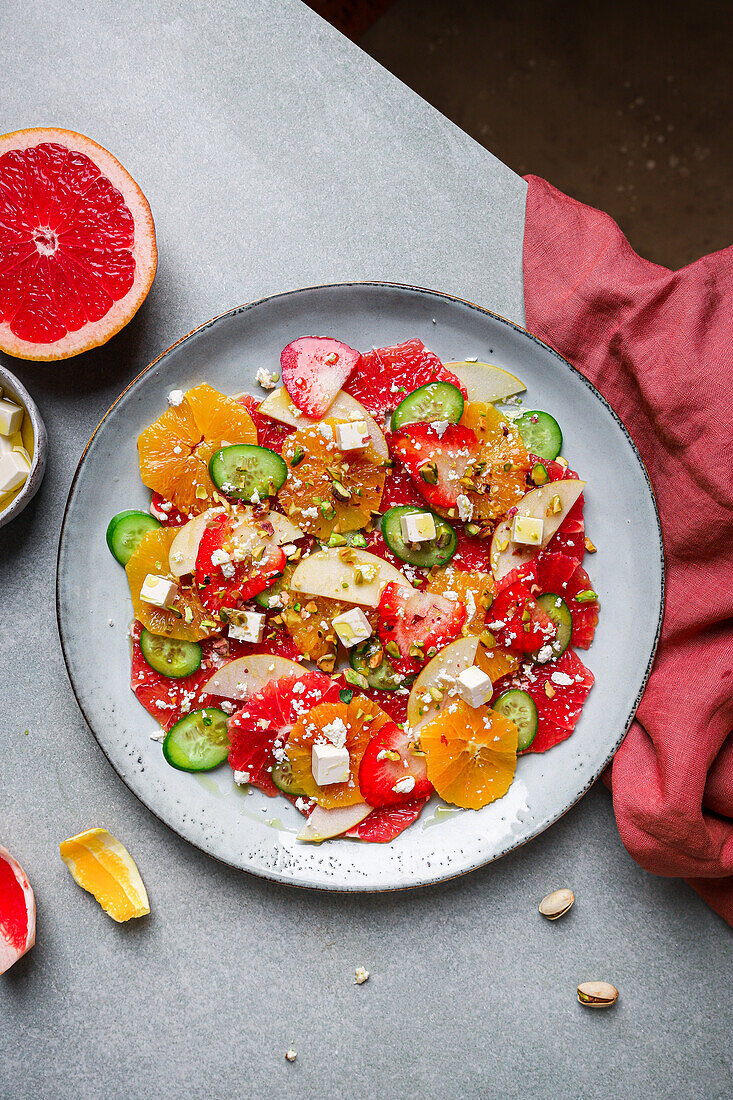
<box><xmin>309</xmin><ymin>0</ymin><xmax>732</xmax><ymax>269</ymax></box>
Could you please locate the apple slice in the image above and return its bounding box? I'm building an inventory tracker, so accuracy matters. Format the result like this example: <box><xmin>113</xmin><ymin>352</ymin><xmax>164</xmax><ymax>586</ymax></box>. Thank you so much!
<box><xmin>257</xmin><ymin>387</ymin><xmax>389</xmax><ymax>459</ymax></box>
<box><xmin>0</xmin><ymin>844</ymin><xmax>36</xmax><ymax>974</ymax></box>
<box><xmin>406</xmin><ymin>635</ymin><xmax>479</xmax><ymax>730</ymax></box>
<box><xmin>490</xmin><ymin>480</ymin><xmax>586</xmax><ymax>582</ymax></box>
<box><xmin>445</xmin><ymin>361</ymin><xmax>526</xmax><ymax>403</ymax></box>
<box><xmin>289</xmin><ymin>548</ymin><xmax>406</xmax><ymax>608</ymax></box>
<box><xmin>200</xmin><ymin>654</ymin><xmax>304</xmax><ymax>701</ymax></box>
<box><xmin>169</xmin><ymin>507</ymin><xmax>304</xmax><ymax>577</ymax></box>
<box><xmin>297</xmin><ymin>803</ymin><xmax>372</xmax><ymax>842</ymax></box>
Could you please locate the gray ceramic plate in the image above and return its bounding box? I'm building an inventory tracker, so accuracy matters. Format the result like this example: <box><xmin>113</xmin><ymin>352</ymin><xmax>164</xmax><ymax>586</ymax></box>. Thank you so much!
<box><xmin>57</xmin><ymin>283</ymin><xmax>663</xmax><ymax>891</ymax></box>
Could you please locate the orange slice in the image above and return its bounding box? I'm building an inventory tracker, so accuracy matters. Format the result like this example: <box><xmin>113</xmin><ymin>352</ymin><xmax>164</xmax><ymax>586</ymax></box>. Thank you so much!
<box><xmin>278</xmin><ymin>419</ymin><xmax>385</xmax><ymax>538</ymax></box>
<box><xmin>459</xmin><ymin>402</ymin><xmax>530</xmax><ymax>525</ymax></box>
<box><xmin>59</xmin><ymin>828</ymin><xmax>149</xmax><ymax>922</ymax></box>
<box><xmin>286</xmin><ymin>697</ymin><xmax>393</xmax><ymax>808</ymax></box>
<box><xmin>427</xmin><ymin>567</ymin><xmax>495</xmax><ymax>634</ymax></box>
<box><xmin>280</xmin><ymin>586</ymin><xmax>379</xmax><ymax>671</ymax></box>
<box><xmin>476</xmin><ymin>643</ymin><xmax>520</xmax><ymax>681</ymax></box>
<box><xmin>126</xmin><ymin>527</ymin><xmax>215</xmax><ymax>640</ymax></box>
<box><xmin>419</xmin><ymin>699</ymin><xmax>518</xmax><ymax>810</ymax></box>
<box><xmin>138</xmin><ymin>383</ymin><xmax>257</xmax><ymax>516</ymax></box>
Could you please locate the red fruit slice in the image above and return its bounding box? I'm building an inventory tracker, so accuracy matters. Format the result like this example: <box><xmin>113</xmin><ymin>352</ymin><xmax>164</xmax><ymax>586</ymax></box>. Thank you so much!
<box><xmin>195</xmin><ymin>513</ymin><xmax>285</xmax><ymax>613</ymax></box>
<box><xmin>0</xmin><ymin>128</ymin><xmax>157</xmax><ymax>360</ymax></box>
<box><xmin>493</xmin><ymin>649</ymin><xmax>595</xmax><ymax>753</ymax></box>
<box><xmin>280</xmin><ymin>336</ymin><xmax>362</xmax><ymax>417</ymax></box>
<box><xmin>529</xmin><ymin>454</ymin><xmax>586</xmax><ymax>562</ymax></box>
<box><xmin>227</xmin><ymin>672</ymin><xmax>339</xmax><ymax>795</ymax></box>
<box><xmin>0</xmin><ymin>844</ymin><xmax>36</xmax><ymax>974</ymax></box>
<box><xmin>488</xmin><ymin>579</ymin><xmax>555</xmax><ymax>654</ymax></box>
<box><xmin>346</xmin><ymin>798</ymin><xmax>429</xmax><ymax>842</ymax></box>
<box><xmin>498</xmin><ymin>552</ymin><xmax>599</xmax><ymax>650</ymax></box>
<box><xmin>345</xmin><ymin>338</ymin><xmax>467</xmax><ymax>418</ymax></box>
<box><xmin>452</xmin><ymin>528</ymin><xmax>492</xmax><ymax>573</ymax></box>
<box><xmin>360</xmin><ymin>685</ymin><xmax>411</xmax><ymax>726</ymax></box>
<box><xmin>380</xmin><ymin>464</ymin><xmax>425</xmax><ymax>510</ymax></box>
<box><xmin>238</xmin><ymin>394</ymin><xmax>295</xmax><ymax>454</ymax></box>
<box><xmin>389</xmin><ymin>422</ymin><xmax>481</xmax><ymax>509</ymax></box>
<box><xmin>377</xmin><ymin>582</ymin><xmax>467</xmax><ymax>675</ymax></box>
<box><xmin>150</xmin><ymin>492</ymin><xmax>188</xmax><ymax>527</ymax></box>
<box><xmin>359</xmin><ymin>723</ymin><xmax>433</xmax><ymax>808</ymax></box>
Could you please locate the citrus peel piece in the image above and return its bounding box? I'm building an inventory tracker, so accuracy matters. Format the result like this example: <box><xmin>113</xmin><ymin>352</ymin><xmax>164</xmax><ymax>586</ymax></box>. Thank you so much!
<box><xmin>59</xmin><ymin>828</ymin><xmax>150</xmax><ymax>923</ymax></box>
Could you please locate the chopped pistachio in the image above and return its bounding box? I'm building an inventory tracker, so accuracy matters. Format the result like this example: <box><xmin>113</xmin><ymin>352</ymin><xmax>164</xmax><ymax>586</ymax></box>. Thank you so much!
<box><xmin>328</xmin><ymin>532</ymin><xmax>347</xmax><ymax>547</ymax></box>
<box><xmin>344</xmin><ymin>668</ymin><xmax>369</xmax><ymax>690</ymax></box>
<box><xmin>584</xmin><ymin>536</ymin><xmax>598</xmax><ymax>554</ymax></box>
<box><xmin>575</xmin><ymin>589</ymin><xmax>598</xmax><ymax>603</ymax></box>
<box><xmin>465</xmin><ymin>522</ymin><xmax>481</xmax><ymax>537</ymax></box>
<box><xmin>385</xmin><ymin>640</ymin><xmax>401</xmax><ymax>660</ymax></box>
<box><xmin>418</xmin><ymin>460</ymin><xmax>438</xmax><ymax>485</ymax></box>
<box><xmin>550</xmin><ymin>494</ymin><xmax>563</xmax><ymax>514</ymax></box>
<box><xmin>479</xmin><ymin>630</ymin><xmax>496</xmax><ymax>648</ymax></box>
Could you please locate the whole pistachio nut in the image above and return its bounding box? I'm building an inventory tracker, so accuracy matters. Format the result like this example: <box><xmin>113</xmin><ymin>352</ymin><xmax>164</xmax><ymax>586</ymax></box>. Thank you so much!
<box><xmin>539</xmin><ymin>888</ymin><xmax>575</xmax><ymax>920</ymax></box>
<box><xmin>577</xmin><ymin>982</ymin><xmax>619</xmax><ymax>1008</ymax></box>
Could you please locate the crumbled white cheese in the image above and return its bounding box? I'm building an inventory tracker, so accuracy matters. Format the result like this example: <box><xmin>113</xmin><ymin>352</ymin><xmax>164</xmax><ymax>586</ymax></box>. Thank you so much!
<box><xmin>550</xmin><ymin>671</ymin><xmax>574</xmax><ymax>687</ymax></box>
<box><xmin>255</xmin><ymin>367</ymin><xmax>279</xmax><ymax>389</ymax></box>
<box><xmin>457</xmin><ymin>494</ymin><xmax>473</xmax><ymax>523</ymax></box>
<box><xmin>392</xmin><ymin>775</ymin><xmax>416</xmax><ymax>794</ymax></box>
<box><xmin>354</xmin><ymin>967</ymin><xmax>370</xmax><ymax>985</ymax></box>
<box><xmin>233</xmin><ymin>770</ymin><xmax>250</xmax><ymax>786</ymax></box>
<box><xmin>167</xmin><ymin>389</ymin><xmax>184</xmax><ymax>406</ymax></box>
<box><xmin>536</xmin><ymin>644</ymin><xmax>554</xmax><ymax>664</ymax></box>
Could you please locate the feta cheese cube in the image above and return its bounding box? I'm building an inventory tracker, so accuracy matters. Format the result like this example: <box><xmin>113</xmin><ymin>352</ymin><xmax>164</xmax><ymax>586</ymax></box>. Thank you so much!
<box><xmin>228</xmin><ymin>611</ymin><xmax>265</xmax><ymax>644</ymax></box>
<box><xmin>0</xmin><ymin>399</ymin><xmax>24</xmax><ymax>436</ymax></box>
<box><xmin>456</xmin><ymin>665</ymin><xmax>492</xmax><ymax>708</ymax></box>
<box><xmin>400</xmin><ymin>511</ymin><xmax>436</xmax><ymax>544</ymax></box>
<box><xmin>331</xmin><ymin>607</ymin><xmax>372</xmax><ymax>648</ymax></box>
<box><xmin>311</xmin><ymin>742</ymin><xmax>350</xmax><ymax>786</ymax></box>
<box><xmin>0</xmin><ymin>449</ymin><xmax>30</xmax><ymax>497</ymax></box>
<box><xmin>511</xmin><ymin>515</ymin><xmax>544</xmax><ymax>546</ymax></box>
<box><xmin>335</xmin><ymin>420</ymin><xmax>371</xmax><ymax>452</ymax></box>
<box><xmin>139</xmin><ymin>574</ymin><xmax>179</xmax><ymax>609</ymax></box>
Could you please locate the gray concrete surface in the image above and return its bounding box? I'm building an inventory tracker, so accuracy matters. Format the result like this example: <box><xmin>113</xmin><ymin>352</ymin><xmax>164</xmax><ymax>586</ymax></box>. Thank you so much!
<box><xmin>0</xmin><ymin>2</ymin><xmax>730</xmax><ymax>1098</ymax></box>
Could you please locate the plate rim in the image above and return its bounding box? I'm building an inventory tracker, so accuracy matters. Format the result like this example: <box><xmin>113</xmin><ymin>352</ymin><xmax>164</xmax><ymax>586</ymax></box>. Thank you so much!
<box><xmin>56</xmin><ymin>280</ymin><xmax>666</xmax><ymax>892</ymax></box>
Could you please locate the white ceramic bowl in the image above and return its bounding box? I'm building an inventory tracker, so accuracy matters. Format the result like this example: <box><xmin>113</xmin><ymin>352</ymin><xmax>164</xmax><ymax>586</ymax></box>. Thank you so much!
<box><xmin>0</xmin><ymin>364</ymin><xmax>47</xmax><ymax>529</ymax></box>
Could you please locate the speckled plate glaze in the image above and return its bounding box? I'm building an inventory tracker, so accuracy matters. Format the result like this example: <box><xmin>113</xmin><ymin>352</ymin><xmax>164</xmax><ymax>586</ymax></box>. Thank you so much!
<box><xmin>57</xmin><ymin>283</ymin><xmax>664</xmax><ymax>891</ymax></box>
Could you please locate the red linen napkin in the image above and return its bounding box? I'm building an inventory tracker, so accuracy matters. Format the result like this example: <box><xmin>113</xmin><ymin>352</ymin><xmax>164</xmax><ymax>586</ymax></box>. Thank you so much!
<box><xmin>522</xmin><ymin>175</ymin><xmax>733</xmax><ymax>926</ymax></box>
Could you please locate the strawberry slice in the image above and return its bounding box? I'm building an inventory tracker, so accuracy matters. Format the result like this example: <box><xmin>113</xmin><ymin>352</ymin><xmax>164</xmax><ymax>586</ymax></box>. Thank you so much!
<box><xmin>377</xmin><ymin>582</ymin><xmax>466</xmax><ymax>674</ymax></box>
<box><xmin>389</xmin><ymin>422</ymin><xmax>481</xmax><ymax>509</ymax></box>
<box><xmin>488</xmin><ymin>578</ymin><xmax>556</xmax><ymax>654</ymax></box>
<box><xmin>359</xmin><ymin>723</ymin><xmax>433</xmax><ymax>808</ymax></box>
<box><xmin>280</xmin><ymin>336</ymin><xmax>362</xmax><ymax>417</ymax></box>
<box><xmin>195</xmin><ymin>513</ymin><xmax>285</xmax><ymax>614</ymax></box>
<box><xmin>346</xmin><ymin>798</ymin><xmax>429</xmax><ymax>842</ymax></box>
<box><xmin>344</xmin><ymin>338</ymin><xmax>466</xmax><ymax>418</ymax></box>
<box><xmin>228</xmin><ymin>672</ymin><xmax>339</xmax><ymax>795</ymax></box>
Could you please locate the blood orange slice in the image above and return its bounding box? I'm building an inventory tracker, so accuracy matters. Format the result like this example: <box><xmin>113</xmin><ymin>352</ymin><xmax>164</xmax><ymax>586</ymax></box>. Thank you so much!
<box><xmin>0</xmin><ymin>128</ymin><xmax>157</xmax><ymax>360</ymax></box>
<box><xmin>345</xmin><ymin>799</ymin><xmax>429</xmax><ymax>842</ymax></box>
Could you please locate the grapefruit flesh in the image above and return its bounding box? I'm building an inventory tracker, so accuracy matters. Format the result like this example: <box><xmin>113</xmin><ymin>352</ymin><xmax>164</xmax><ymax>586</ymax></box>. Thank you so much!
<box><xmin>0</xmin><ymin>128</ymin><xmax>157</xmax><ymax>360</ymax></box>
<box><xmin>0</xmin><ymin>844</ymin><xmax>36</xmax><ymax>974</ymax></box>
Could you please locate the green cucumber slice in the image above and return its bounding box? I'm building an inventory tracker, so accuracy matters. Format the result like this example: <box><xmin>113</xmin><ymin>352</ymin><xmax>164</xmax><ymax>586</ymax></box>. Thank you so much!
<box><xmin>390</xmin><ymin>382</ymin><xmax>464</xmax><ymax>430</ymax></box>
<box><xmin>381</xmin><ymin>505</ymin><xmax>457</xmax><ymax>567</ymax></box>
<box><xmin>140</xmin><ymin>629</ymin><xmax>202</xmax><ymax>678</ymax></box>
<box><xmin>209</xmin><ymin>445</ymin><xmax>287</xmax><ymax>501</ymax></box>
<box><xmin>493</xmin><ymin>689</ymin><xmax>538</xmax><ymax>751</ymax></box>
<box><xmin>163</xmin><ymin>708</ymin><xmax>230</xmax><ymax>772</ymax></box>
<box><xmin>271</xmin><ymin>758</ymin><xmax>308</xmax><ymax>796</ymax></box>
<box><xmin>535</xmin><ymin>592</ymin><xmax>573</xmax><ymax>658</ymax></box>
<box><xmin>516</xmin><ymin>411</ymin><xmax>563</xmax><ymax>461</ymax></box>
<box><xmin>350</xmin><ymin>637</ymin><xmax>409</xmax><ymax>691</ymax></box>
<box><xmin>106</xmin><ymin>510</ymin><xmax>161</xmax><ymax>565</ymax></box>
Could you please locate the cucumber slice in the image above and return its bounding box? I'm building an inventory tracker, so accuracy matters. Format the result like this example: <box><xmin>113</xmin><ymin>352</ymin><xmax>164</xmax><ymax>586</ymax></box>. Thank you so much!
<box><xmin>140</xmin><ymin>629</ymin><xmax>202</xmax><ymax>678</ymax></box>
<box><xmin>106</xmin><ymin>510</ymin><xmax>161</xmax><ymax>565</ymax></box>
<box><xmin>391</xmin><ymin>382</ymin><xmax>464</xmax><ymax>430</ymax></box>
<box><xmin>163</xmin><ymin>708</ymin><xmax>230</xmax><ymax>772</ymax></box>
<box><xmin>350</xmin><ymin>637</ymin><xmax>409</xmax><ymax>691</ymax></box>
<box><xmin>381</xmin><ymin>506</ymin><xmax>457</xmax><ymax>567</ymax></box>
<box><xmin>493</xmin><ymin>689</ymin><xmax>538</xmax><ymax>751</ymax></box>
<box><xmin>516</xmin><ymin>411</ymin><xmax>563</xmax><ymax>461</ymax></box>
<box><xmin>209</xmin><ymin>445</ymin><xmax>287</xmax><ymax>501</ymax></box>
<box><xmin>271</xmin><ymin>758</ymin><xmax>308</xmax><ymax>797</ymax></box>
<box><xmin>535</xmin><ymin>592</ymin><xmax>573</xmax><ymax>658</ymax></box>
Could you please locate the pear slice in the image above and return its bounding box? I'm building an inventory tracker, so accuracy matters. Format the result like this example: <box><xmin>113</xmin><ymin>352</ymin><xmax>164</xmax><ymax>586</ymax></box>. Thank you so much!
<box><xmin>490</xmin><ymin>479</ymin><xmax>586</xmax><ymax>581</ymax></box>
<box><xmin>297</xmin><ymin>803</ymin><xmax>372</xmax><ymax>842</ymax></box>
<box><xmin>289</xmin><ymin>548</ymin><xmax>406</xmax><ymax>608</ymax></box>
<box><xmin>257</xmin><ymin>387</ymin><xmax>388</xmax><ymax>459</ymax></box>
<box><xmin>168</xmin><ymin>507</ymin><xmax>304</xmax><ymax>576</ymax></box>
<box><xmin>406</xmin><ymin>635</ymin><xmax>479</xmax><ymax>730</ymax></box>
<box><xmin>200</xmin><ymin>654</ymin><xmax>304</xmax><ymax>701</ymax></box>
<box><xmin>445</xmin><ymin>361</ymin><xmax>526</xmax><ymax>403</ymax></box>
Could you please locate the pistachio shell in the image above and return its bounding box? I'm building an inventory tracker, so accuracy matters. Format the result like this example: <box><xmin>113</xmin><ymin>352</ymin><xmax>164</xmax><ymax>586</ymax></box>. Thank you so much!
<box><xmin>577</xmin><ymin>981</ymin><xmax>619</xmax><ymax>1008</ymax></box>
<box><xmin>538</xmin><ymin>888</ymin><xmax>575</xmax><ymax>920</ymax></box>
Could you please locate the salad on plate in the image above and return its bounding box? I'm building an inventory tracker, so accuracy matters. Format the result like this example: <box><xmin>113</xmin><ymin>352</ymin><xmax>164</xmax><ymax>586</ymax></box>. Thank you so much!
<box><xmin>106</xmin><ymin>336</ymin><xmax>599</xmax><ymax>843</ymax></box>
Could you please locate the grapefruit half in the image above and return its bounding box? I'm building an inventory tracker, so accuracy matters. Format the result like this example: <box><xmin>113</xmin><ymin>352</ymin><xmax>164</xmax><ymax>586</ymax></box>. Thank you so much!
<box><xmin>0</xmin><ymin>127</ymin><xmax>157</xmax><ymax>360</ymax></box>
<box><xmin>0</xmin><ymin>844</ymin><xmax>36</xmax><ymax>974</ymax></box>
